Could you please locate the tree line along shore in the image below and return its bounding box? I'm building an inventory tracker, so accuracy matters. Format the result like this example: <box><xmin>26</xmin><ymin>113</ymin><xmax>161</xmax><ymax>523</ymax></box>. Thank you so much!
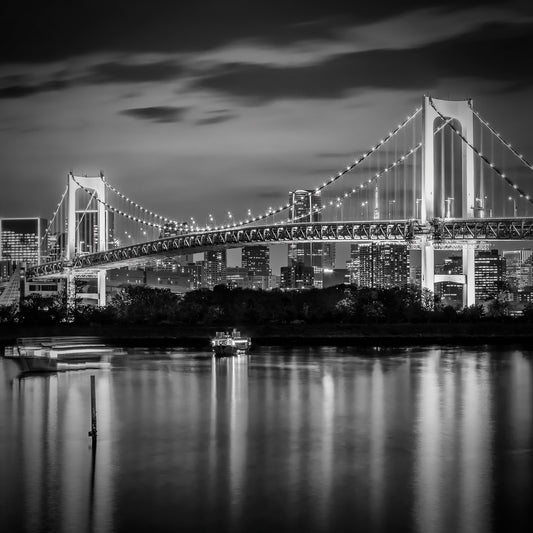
<box><xmin>1</xmin><ymin>284</ymin><xmax>532</xmax><ymax>346</ymax></box>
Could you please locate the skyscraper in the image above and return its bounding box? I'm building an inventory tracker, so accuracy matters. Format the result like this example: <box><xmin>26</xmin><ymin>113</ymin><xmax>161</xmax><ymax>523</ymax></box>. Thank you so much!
<box><xmin>475</xmin><ymin>250</ymin><xmax>505</xmax><ymax>301</ymax></box>
<box><xmin>348</xmin><ymin>243</ymin><xmax>409</xmax><ymax>288</ymax></box>
<box><xmin>203</xmin><ymin>250</ymin><xmax>227</xmax><ymax>289</ymax></box>
<box><xmin>0</xmin><ymin>218</ymin><xmax>48</xmax><ymax>266</ymax></box>
<box><xmin>287</xmin><ymin>190</ymin><xmax>321</xmax><ymax>266</ymax></box>
<box><xmin>242</xmin><ymin>245</ymin><xmax>270</xmax><ymax>277</ymax></box>
<box><xmin>435</xmin><ymin>256</ymin><xmax>463</xmax><ymax>307</ymax></box>
<box><xmin>280</xmin><ymin>262</ymin><xmax>314</xmax><ymax>290</ymax></box>
<box><xmin>503</xmin><ymin>250</ymin><xmax>532</xmax><ymax>291</ymax></box>
<box><xmin>287</xmin><ymin>190</ymin><xmax>333</xmax><ymax>287</ymax></box>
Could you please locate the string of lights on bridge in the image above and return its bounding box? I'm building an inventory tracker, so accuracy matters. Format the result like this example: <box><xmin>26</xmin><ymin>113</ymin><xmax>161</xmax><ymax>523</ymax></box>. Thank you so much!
<box><xmin>471</xmin><ymin>107</ymin><xmax>533</xmax><ymax>172</ymax></box>
<box><xmin>70</xmin><ymin>174</ymin><xmax>165</xmax><ymax>230</ymax></box>
<box><xmin>41</xmin><ymin>185</ymin><xmax>68</xmax><ymax>243</ymax></box>
<box><xmin>71</xmin><ymin>108</ymin><xmax>434</xmax><ymax>236</ymax></box>
<box><xmin>429</xmin><ymin>98</ymin><xmax>533</xmax><ymax>207</ymax></box>
<box><xmin>93</xmin><ymin>106</ymin><xmax>422</xmax><ymax>234</ymax></box>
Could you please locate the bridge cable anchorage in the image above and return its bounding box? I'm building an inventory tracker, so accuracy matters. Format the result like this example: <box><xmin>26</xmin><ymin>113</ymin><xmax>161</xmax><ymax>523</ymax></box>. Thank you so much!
<box><xmin>70</xmin><ymin>175</ymin><xmax>164</xmax><ymax>229</ymax></box>
<box><xmin>429</xmin><ymin>97</ymin><xmax>533</xmax><ymax>206</ymax></box>
<box><xmin>472</xmin><ymin>107</ymin><xmax>533</xmax><ymax>172</ymax></box>
<box><xmin>42</xmin><ymin>185</ymin><xmax>68</xmax><ymax>243</ymax></box>
<box><xmin>100</xmin><ymin>175</ymin><xmax>180</xmax><ymax>226</ymax></box>
<box><xmin>207</xmin><ymin>106</ymin><xmax>422</xmax><ymax>232</ymax></box>
<box><xmin>269</xmin><ymin>118</ymin><xmax>450</xmax><ymax>226</ymax></box>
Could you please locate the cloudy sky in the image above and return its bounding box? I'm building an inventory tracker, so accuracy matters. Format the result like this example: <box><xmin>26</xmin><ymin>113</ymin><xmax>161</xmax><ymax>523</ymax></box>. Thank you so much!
<box><xmin>1</xmin><ymin>0</ymin><xmax>533</xmax><ymax>234</ymax></box>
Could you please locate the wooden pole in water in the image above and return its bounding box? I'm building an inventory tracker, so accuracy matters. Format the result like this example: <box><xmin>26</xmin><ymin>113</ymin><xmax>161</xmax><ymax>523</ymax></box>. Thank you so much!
<box><xmin>88</xmin><ymin>375</ymin><xmax>97</xmax><ymax>440</ymax></box>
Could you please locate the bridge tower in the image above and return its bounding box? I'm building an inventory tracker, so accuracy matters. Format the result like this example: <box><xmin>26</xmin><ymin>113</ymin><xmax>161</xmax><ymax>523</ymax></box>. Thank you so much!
<box><xmin>421</xmin><ymin>96</ymin><xmax>476</xmax><ymax>307</ymax></box>
<box><xmin>66</xmin><ymin>173</ymin><xmax>107</xmax><ymax>306</ymax></box>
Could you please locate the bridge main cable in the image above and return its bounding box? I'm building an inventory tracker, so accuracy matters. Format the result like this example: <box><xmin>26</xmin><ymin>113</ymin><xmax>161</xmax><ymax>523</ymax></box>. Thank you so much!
<box><xmin>96</xmin><ymin>106</ymin><xmax>422</xmax><ymax>232</ymax></box>
<box><xmin>472</xmin><ymin>107</ymin><xmax>533</xmax><ymax>172</ymax></box>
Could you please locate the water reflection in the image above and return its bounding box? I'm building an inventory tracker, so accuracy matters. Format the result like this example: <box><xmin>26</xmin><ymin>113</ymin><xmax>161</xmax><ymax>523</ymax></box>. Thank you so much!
<box><xmin>0</xmin><ymin>346</ymin><xmax>532</xmax><ymax>532</ymax></box>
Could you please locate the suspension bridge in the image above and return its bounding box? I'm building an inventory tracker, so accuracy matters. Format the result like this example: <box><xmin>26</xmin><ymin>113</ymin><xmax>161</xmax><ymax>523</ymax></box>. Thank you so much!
<box><xmin>23</xmin><ymin>96</ymin><xmax>533</xmax><ymax>307</ymax></box>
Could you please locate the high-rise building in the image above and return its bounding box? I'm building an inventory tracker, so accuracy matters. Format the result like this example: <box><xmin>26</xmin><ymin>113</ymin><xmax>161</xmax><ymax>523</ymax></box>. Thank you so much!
<box><xmin>348</xmin><ymin>243</ymin><xmax>409</xmax><ymax>288</ymax></box>
<box><xmin>280</xmin><ymin>262</ymin><xmax>314</xmax><ymax>290</ymax></box>
<box><xmin>287</xmin><ymin>190</ymin><xmax>334</xmax><ymax>287</ymax></box>
<box><xmin>503</xmin><ymin>250</ymin><xmax>532</xmax><ymax>290</ymax></box>
<box><xmin>475</xmin><ymin>250</ymin><xmax>505</xmax><ymax>301</ymax></box>
<box><xmin>203</xmin><ymin>250</ymin><xmax>227</xmax><ymax>289</ymax></box>
<box><xmin>435</xmin><ymin>255</ymin><xmax>463</xmax><ymax>306</ymax></box>
<box><xmin>242</xmin><ymin>245</ymin><xmax>270</xmax><ymax>277</ymax></box>
<box><xmin>0</xmin><ymin>218</ymin><xmax>48</xmax><ymax>266</ymax></box>
<box><xmin>226</xmin><ymin>267</ymin><xmax>249</xmax><ymax>289</ymax></box>
<box><xmin>288</xmin><ymin>190</ymin><xmax>321</xmax><ymax>267</ymax></box>
<box><xmin>0</xmin><ymin>260</ymin><xmax>13</xmax><ymax>281</ymax></box>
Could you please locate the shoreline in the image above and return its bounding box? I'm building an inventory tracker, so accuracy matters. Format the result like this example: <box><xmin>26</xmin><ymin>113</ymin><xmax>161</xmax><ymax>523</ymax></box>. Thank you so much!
<box><xmin>1</xmin><ymin>323</ymin><xmax>532</xmax><ymax>348</ymax></box>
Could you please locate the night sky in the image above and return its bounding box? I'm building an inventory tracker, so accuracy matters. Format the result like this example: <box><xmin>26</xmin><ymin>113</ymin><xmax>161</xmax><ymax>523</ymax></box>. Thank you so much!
<box><xmin>1</xmin><ymin>1</ymin><xmax>533</xmax><ymax>265</ymax></box>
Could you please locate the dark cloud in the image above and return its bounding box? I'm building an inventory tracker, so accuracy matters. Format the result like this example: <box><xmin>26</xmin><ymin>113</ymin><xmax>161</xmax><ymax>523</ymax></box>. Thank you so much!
<box><xmin>0</xmin><ymin>79</ymin><xmax>71</xmax><ymax>99</ymax></box>
<box><xmin>192</xmin><ymin>21</ymin><xmax>533</xmax><ymax>102</ymax></box>
<box><xmin>87</xmin><ymin>60</ymin><xmax>184</xmax><ymax>84</ymax></box>
<box><xmin>0</xmin><ymin>1</ymin><xmax>502</xmax><ymax>63</ymax></box>
<box><xmin>119</xmin><ymin>106</ymin><xmax>189</xmax><ymax>123</ymax></box>
<box><xmin>195</xmin><ymin>112</ymin><xmax>237</xmax><ymax>126</ymax></box>
<box><xmin>0</xmin><ymin>59</ymin><xmax>186</xmax><ymax>100</ymax></box>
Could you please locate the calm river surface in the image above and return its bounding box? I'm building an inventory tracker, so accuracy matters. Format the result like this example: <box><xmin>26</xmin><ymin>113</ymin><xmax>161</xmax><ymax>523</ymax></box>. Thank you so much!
<box><xmin>0</xmin><ymin>345</ymin><xmax>532</xmax><ymax>533</ymax></box>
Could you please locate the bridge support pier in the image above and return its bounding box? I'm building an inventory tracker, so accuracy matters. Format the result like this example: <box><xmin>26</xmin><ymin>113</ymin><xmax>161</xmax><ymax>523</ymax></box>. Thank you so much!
<box><xmin>97</xmin><ymin>270</ymin><xmax>106</xmax><ymax>307</ymax></box>
<box><xmin>420</xmin><ymin>237</ymin><xmax>435</xmax><ymax>303</ymax></box>
<box><xmin>462</xmin><ymin>245</ymin><xmax>476</xmax><ymax>307</ymax></box>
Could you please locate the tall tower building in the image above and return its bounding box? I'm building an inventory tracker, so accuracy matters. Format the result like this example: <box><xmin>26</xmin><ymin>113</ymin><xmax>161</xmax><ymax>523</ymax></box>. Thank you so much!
<box><xmin>242</xmin><ymin>245</ymin><xmax>270</xmax><ymax>277</ymax></box>
<box><xmin>203</xmin><ymin>250</ymin><xmax>227</xmax><ymax>289</ymax></box>
<box><xmin>503</xmin><ymin>250</ymin><xmax>532</xmax><ymax>290</ymax></box>
<box><xmin>0</xmin><ymin>218</ymin><xmax>48</xmax><ymax>267</ymax></box>
<box><xmin>348</xmin><ymin>243</ymin><xmax>409</xmax><ymax>288</ymax></box>
<box><xmin>287</xmin><ymin>190</ymin><xmax>333</xmax><ymax>287</ymax></box>
<box><xmin>475</xmin><ymin>250</ymin><xmax>505</xmax><ymax>302</ymax></box>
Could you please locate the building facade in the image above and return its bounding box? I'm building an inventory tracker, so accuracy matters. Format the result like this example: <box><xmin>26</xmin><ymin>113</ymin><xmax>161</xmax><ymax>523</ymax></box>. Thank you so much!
<box><xmin>202</xmin><ymin>250</ymin><xmax>227</xmax><ymax>289</ymax></box>
<box><xmin>287</xmin><ymin>190</ymin><xmax>335</xmax><ymax>288</ymax></box>
<box><xmin>503</xmin><ymin>250</ymin><xmax>532</xmax><ymax>291</ymax></box>
<box><xmin>280</xmin><ymin>262</ymin><xmax>314</xmax><ymax>290</ymax></box>
<box><xmin>475</xmin><ymin>250</ymin><xmax>506</xmax><ymax>301</ymax></box>
<box><xmin>242</xmin><ymin>245</ymin><xmax>270</xmax><ymax>277</ymax></box>
<box><xmin>0</xmin><ymin>218</ymin><xmax>48</xmax><ymax>266</ymax></box>
<box><xmin>348</xmin><ymin>243</ymin><xmax>409</xmax><ymax>288</ymax></box>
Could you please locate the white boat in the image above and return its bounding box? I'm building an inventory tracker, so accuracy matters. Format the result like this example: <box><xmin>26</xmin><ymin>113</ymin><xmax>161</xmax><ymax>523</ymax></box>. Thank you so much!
<box><xmin>211</xmin><ymin>329</ymin><xmax>251</xmax><ymax>357</ymax></box>
<box><xmin>2</xmin><ymin>337</ymin><xmax>114</xmax><ymax>373</ymax></box>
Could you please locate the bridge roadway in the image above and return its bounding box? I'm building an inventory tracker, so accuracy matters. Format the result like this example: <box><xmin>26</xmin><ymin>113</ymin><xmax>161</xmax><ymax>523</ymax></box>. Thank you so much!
<box><xmin>28</xmin><ymin>217</ymin><xmax>533</xmax><ymax>278</ymax></box>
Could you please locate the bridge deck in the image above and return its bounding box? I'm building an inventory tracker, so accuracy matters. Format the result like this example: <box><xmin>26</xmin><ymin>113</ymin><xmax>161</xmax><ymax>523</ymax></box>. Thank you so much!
<box><xmin>27</xmin><ymin>218</ymin><xmax>533</xmax><ymax>278</ymax></box>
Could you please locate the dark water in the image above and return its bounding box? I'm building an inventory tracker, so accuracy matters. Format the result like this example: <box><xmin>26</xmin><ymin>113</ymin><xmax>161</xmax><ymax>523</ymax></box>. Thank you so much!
<box><xmin>0</xmin><ymin>346</ymin><xmax>532</xmax><ymax>533</ymax></box>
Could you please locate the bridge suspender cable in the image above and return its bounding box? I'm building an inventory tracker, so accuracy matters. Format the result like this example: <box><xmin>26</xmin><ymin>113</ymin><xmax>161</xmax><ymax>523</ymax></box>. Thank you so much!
<box><xmin>428</xmin><ymin>97</ymin><xmax>533</xmax><ymax>206</ymax></box>
<box><xmin>96</xmin><ymin>106</ymin><xmax>422</xmax><ymax>233</ymax></box>
<box><xmin>41</xmin><ymin>185</ymin><xmax>68</xmax><ymax>243</ymax></box>
<box><xmin>472</xmin><ymin>107</ymin><xmax>533</xmax><ymax>172</ymax></box>
<box><xmin>70</xmin><ymin>174</ymin><xmax>164</xmax><ymax>229</ymax></box>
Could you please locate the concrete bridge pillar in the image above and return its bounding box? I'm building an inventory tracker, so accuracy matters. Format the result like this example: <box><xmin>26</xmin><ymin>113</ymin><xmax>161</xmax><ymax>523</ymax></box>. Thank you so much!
<box><xmin>420</xmin><ymin>237</ymin><xmax>435</xmax><ymax>301</ymax></box>
<box><xmin>66</xmin><ymin>173</ymin><xmax>108</xmax><ymax>260</ymax></box>
<box><xmin>421</xmin><ymin>96</ymin><xmax>477</xmax><ymax>306</ymax></box>
<box><xmin>462</xmin><ymin>245</ymin><xmax>476</xmax><ymax>307</ymax></box>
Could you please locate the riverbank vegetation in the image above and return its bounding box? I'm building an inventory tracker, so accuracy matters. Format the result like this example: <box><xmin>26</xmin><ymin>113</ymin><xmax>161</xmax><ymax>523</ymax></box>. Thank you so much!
<box><xmin>1</xmin><ymin>284</ymin><xmax>531</xmax><ymax>327</ymax></box>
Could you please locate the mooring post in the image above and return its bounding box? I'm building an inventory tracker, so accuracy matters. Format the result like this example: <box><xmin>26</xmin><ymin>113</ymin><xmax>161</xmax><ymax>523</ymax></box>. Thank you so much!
<box><xmin>88</xmin><ymin>375</ymin><xmax>97</xmax><ymax>440</ymax></box>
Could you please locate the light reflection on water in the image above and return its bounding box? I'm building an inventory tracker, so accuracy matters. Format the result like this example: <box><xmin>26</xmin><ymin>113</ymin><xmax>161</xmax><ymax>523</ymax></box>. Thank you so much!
<box><xmin>0</xmin><ymin>346</ymin><xmax>532</xmax><ymax>533</ymax></box>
